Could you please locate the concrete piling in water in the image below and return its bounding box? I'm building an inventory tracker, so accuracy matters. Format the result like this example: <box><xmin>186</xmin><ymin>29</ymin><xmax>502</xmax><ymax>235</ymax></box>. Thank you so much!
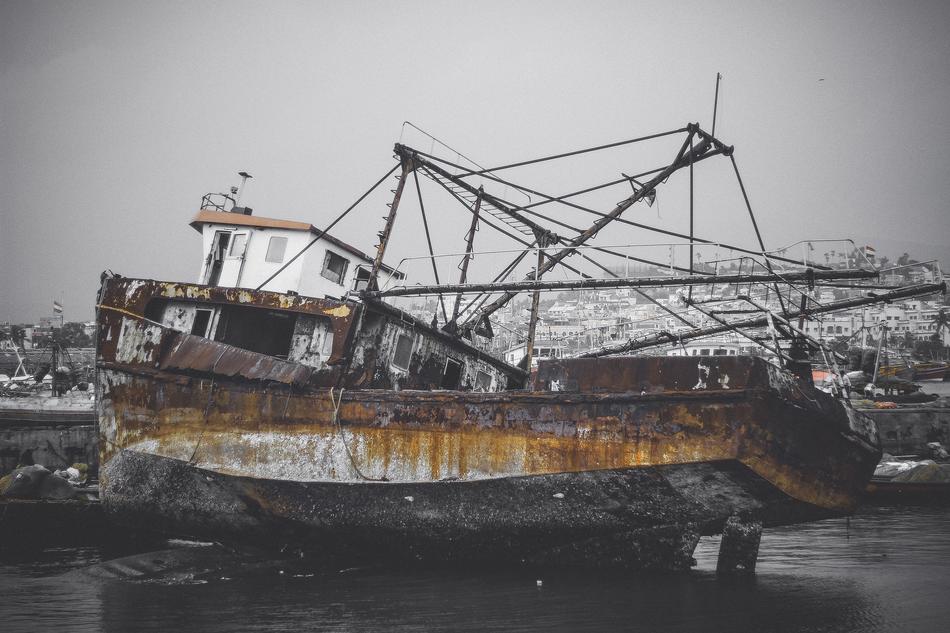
<box><xmin>716</xmin><ymin>514</ymin><xmax>762</xmax><ymax>575</ymax></box>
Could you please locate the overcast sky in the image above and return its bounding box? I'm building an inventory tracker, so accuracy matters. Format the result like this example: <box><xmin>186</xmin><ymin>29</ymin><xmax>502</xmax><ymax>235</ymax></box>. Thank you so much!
<box><xmin>2</xmin><ymin>0</ymin><xmax>948</xmax><ymax>323</ymax></box>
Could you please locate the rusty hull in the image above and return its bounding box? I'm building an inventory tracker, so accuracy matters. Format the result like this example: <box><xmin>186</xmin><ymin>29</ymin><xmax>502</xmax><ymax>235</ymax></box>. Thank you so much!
<box><xmin>98</xmin><ymin>360</ymin><xmax>877</xmax><ymax>511</ymax></box>
<box><xmin>95</xmin><ymin>277</ymin><xmax>881</xmax><ymax>568</ymax></box>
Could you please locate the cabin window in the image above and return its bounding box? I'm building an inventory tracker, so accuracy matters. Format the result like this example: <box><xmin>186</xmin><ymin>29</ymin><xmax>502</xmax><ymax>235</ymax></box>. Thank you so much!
<box><xmin>474</xmin><ymin>369</ymin><xmax>492</xmax><ymax>392</ymax></box>
<box><xmin>144</xmin><ymin>299</ymin><xmax>167</xmax><ymax>323</ymax></box>
<box><xmin>441</xmin><ymin>358</ymin><xmax>463</xmax><ymax>389</ymax></box>
<box><xmin>265</xmin><ymin>236</ymin><xmax>288</xmax><ymax>263</ymax></box>
<box><xmin>392</xmin><ymin>333</ymin><xmax>414</xmax><ymax>370</ymax></box>
<box><xmin>229</xmin><ymin>233</ymin><xmax>248</xmax><ymax>257</ymax></box>
<box><xmin>213</xmin><ymin>305</ymin><xmax>296</xmax><ymax>358</ymax></box>
<box><xmin>714</xmin><ymin>348</ymin><xmax>727</xmax><ymax>356</ymax></box>
<box><xmin>700</xmin><ymin>349</ymin><xmax>710</xmax><ymax>356</ymax></box>
<box><xmin>352</xmin><ymin>266</ymin><xmax>372</xmax><ymax>291</ymax></box>
<box><xmin>191</xmin><ymin>309</ymin><xmax>212</xmax><ymax>337</ymax></box>
<box><xmin>321</xmin><ymin>251</ymin><xmax>349</xmax><ymax>285</ymax></box>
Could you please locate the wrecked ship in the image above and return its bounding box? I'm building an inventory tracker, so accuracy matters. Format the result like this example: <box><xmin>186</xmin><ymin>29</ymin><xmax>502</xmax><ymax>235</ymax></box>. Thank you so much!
<box><xmin>95</xmin><ymin>124</ymin><xmax>903</xmax><ymax>571</ymax></box>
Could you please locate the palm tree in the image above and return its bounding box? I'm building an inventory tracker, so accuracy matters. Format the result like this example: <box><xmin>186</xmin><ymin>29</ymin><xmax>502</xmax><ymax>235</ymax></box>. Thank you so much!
<box><xmin>933</xmin><ymin>309</ymin><xmax>950</xmax><ymax>342</ymax></box>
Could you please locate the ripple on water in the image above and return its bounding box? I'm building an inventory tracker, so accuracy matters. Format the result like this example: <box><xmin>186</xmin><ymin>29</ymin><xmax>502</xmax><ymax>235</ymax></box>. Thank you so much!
<box><xmin>1</xmin><ymin>506</ymin><xmax>949</xmax><ymax>633</ymax></box>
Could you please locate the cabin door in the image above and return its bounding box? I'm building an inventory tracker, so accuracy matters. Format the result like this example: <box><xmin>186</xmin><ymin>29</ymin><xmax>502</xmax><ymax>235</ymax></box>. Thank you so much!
<box><xmin>204</xmin><ymin>231</ymin><xmax>231</xmax><ymax>286</ymax></box>
<box><xmin>219</xmin><ymin>232</ymin><xmax>249</xmax><ymax>287</ymax></box>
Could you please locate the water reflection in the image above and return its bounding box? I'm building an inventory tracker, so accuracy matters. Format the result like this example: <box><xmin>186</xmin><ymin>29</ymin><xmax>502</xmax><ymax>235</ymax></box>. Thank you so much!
<box><xmin>2</xmin><ymin>506</ymin><xmax>949</xmax><ymax>633</ymax></box>
<box><xmin>89</xmin><ymin>567</ymin><xmax>879</xmax><ymax>633</ymax></box>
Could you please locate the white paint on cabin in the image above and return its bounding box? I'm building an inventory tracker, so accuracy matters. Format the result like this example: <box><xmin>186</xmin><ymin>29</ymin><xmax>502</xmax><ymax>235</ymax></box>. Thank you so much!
<box><xmin>191</xmin><ymin>209</ymin><xmax>403</xmax><ymax>298</ymax></box>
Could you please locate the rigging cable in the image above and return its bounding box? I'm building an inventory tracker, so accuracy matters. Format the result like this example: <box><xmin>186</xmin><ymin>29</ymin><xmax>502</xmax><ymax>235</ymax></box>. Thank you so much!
<box><xmin>255</xmin><ymin>162</ymin><xmax>401</xmax><ymax>291</ymax></box>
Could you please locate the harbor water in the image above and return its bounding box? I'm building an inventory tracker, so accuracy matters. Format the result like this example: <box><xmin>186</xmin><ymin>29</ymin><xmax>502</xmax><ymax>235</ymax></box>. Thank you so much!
<box><xmin>2</xmin><ymin>504</ymin><xmax>950</xmax><ymax>632</ymax></box>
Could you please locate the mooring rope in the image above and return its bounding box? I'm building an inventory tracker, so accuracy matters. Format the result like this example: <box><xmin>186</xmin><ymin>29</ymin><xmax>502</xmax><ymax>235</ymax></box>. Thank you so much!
<box><xmin>329</xmin><ymin>387</ymin><xmax>387</xmax><ymax>482</ymax></box>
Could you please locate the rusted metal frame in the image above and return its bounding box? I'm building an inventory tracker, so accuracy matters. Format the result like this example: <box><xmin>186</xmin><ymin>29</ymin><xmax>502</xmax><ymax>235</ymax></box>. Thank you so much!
<box><xmin>360</xmin><ymin>296</ymin><xmax>527</xmax><ymax>379</ymax></box>
<box><xmin>417</xmin><ymin>145</ymin><xmax>821</xmax><ymax>272</ymax></box>
<box><xmin>464</xmin><ymin>127</ymin><xmax>689</xmax><ymax>175</ymax></box>
<box><xmin>476</xmin><ymin>130</ymin><xmax>726</xmax><ymax>321</ymax></box>
<box><xmin>797</xmin><ymin>293</ymin><xmax>809</xmax><ymax>331</ymax></box>
<box><xmin>548</xmin><ymin>231</ymin><xmax>706</xmax><ymax>276</ymax></box>
<box><xmin>520</xmin><ymin>169</ymin><xmax>664</xmax><ymax>212</ymax></box>
<box><xmin>517</xmin><ymin>207</ymin><xmax>715</xmax><ymax>276</ymax></box>
<box><xmin>555</xmin><ymin>242</ymin><xmax>699</xmax><ymax>329</ymax></box>
<box><xmin>397</xmin><ymin>145</ymin><xmax>555</xmax><ymax>241</ymax></box>
<box><xmin>101</xmin><ymin>278</ymin><xmax>354</xmax><ymax>318</ymax></box>
<box><xmin>688</xmin><ymin>133</ymin><xmax>695</xmax><ymax>303</ymax></box>
<box><xmin>412</xmin><ymin>168</ymin><xmax>448</xmax><ymax>324</ymax></box>
<box><xmin>499</xmin><ymin>168</ymin><xmax>663</xmax><ymax>213</ymax></box>
<box><xmin>414</xmin><ymin>141</ymin><xmax>718</xmax><ymax>250</ymax></box>
<box><xmin>745</xmin><ymin>266</ymin><xmax>834</xmax><ymax>330</ymax></box>
<box><xmin>495</xmin><ymin>196</ymin><xmax>707</xmax><ymax>275</ymax></box>
<box><xmin>694</xmin><ymin>126</ymin><xmax>734</xmax><ymax>155</ymax></box>
<box><xmin>97</xmin><ymin>278</ymin><xmax>360</xmax><ymax>365</ymax></box>
<box><xmin>338</xmin><ymin>383</ymin><xmax>756</xmax><ymax>404</ymax></box>
<box><xmin>368</xmin><ymin>157</ymin><xmax>414</xmax><ymax>291</ymax></box>
<box><xmin>369</xmin><ymin>268</ymin><xmax>877</xmax><ymax>298</ymax></box>
<box><xmin>523</xmin><ymin>247</ymin><xmax>546</xmax><ymax>377</ymax></box>
<box><xmin>412</xmin><ymin>137</ymin><xmax>825</xmax><ymax>274</ymax></box>
<box><xmin>456</xmin><ymin>249</ymin><xmax>531</xmax><ymax>329</ymax></box>
<box><xmin>712</xmin><ymin>73</ymin><xmax>722</xmax><ymax>137</ymax></box>
<box><xmin>255</xmin><ymin>162</ymin><xmax>400</xmax><ymax>291</ymax></box>
<box><xmin>451</xmin><ymin>187</ymin><xmax>484</xmax><ymax>325</ymax></box>
<box><xmin>740</xmin><ymin>295</ymin><xmax>847</xmax><ymax>362</ymax></box>
<box><xmin>813</xmin><ymin>281</ymin><xmax>913</xmax><ymax>290</ymax></box>
<box><xmin>420</xmin><ymin>164</ymin><xmax>591</xmax><ymax>298</ymax></box>
<box><xmin>729</xmin><ymin>154</ymin><xmax>789</xmax><ymax>317</ymax></box>
<box><xmin>684</xmin><ymin>298</ymin><xmax>792</xmax><ymax>362</ymax></box>
<box><xmin>579</xmin><ymin>281</ymin><xmax>946</xmax><ymax>357</ymax></box>
<box><xmin>711</xmin><ymin>308</ymin><xmax>761</xmax><ymax>315</ymax></box>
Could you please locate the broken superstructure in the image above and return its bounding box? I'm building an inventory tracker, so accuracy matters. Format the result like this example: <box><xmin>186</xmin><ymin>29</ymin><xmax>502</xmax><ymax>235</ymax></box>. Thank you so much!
<box><xmin>96</xmin><ymin>122</ymin><xmax>943</xmax><ymax>572</ymax></box>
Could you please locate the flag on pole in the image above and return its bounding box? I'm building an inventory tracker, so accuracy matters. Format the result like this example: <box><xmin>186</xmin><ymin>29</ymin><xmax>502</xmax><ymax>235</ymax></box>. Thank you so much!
<box><xmin>52</xmin><ymin>300</ymin><xmax>63</xmax><ymax>314</ymax></box>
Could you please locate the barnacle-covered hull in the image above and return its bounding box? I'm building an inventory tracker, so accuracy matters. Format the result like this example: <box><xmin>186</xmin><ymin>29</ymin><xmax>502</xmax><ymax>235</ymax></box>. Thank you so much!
<box><xmin>101</xmin><ymin>448</ymin><xmax>835</xmax><ymax>570</ymax></box>
<box><xmin>96</xmin><ymin>278</ymin><xmax>881</xmax><ymax>569</ymax></box>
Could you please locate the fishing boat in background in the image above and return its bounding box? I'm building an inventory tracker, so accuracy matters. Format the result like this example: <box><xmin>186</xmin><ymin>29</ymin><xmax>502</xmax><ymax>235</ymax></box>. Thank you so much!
<box><xmin>913</xmin><ymin>361</ymin><xmax>948</xmax><ymax>381</ymax></box>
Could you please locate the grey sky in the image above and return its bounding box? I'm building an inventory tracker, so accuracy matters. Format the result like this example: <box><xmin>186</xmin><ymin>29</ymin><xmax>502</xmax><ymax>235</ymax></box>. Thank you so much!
<box><xmin>2</xmin><ymin>0</ymin><xmax>948</xmax><ymax>323</ymax></box>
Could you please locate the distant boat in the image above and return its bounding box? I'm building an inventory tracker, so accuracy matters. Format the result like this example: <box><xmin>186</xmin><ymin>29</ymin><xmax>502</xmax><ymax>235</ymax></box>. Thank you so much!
<box><xmin>913</xmin><ymin>361</ymin><xmax>949</xmax><ymax>381</ymax></box>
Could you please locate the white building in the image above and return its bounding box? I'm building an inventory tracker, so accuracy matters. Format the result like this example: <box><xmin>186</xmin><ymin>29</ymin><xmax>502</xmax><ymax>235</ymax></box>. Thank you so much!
<box><xmin>191</xmin><ymin>209</ymin><xmax>403</xmax><ymax>298</ymax></box>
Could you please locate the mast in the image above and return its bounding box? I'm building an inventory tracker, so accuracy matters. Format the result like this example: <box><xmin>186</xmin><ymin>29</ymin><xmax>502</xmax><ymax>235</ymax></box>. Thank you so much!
<box><xmin>448</xmin><ymin>187</ymin><xmax>483</xmax><ymax>328</ymax></box>
<box><xmin>871</xmin><ymin>323</ymin><xmax>887</xmax><ymax>386</ymax></box>
<box><xmin>522</xmin><ymin>246</ymin><xmax>545</xmax><ymax>377</ymax></box>
<box><xmin>368</xmin><ymin>155</ymin><xmax>414</xmax><ymax>291</ymax></box>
